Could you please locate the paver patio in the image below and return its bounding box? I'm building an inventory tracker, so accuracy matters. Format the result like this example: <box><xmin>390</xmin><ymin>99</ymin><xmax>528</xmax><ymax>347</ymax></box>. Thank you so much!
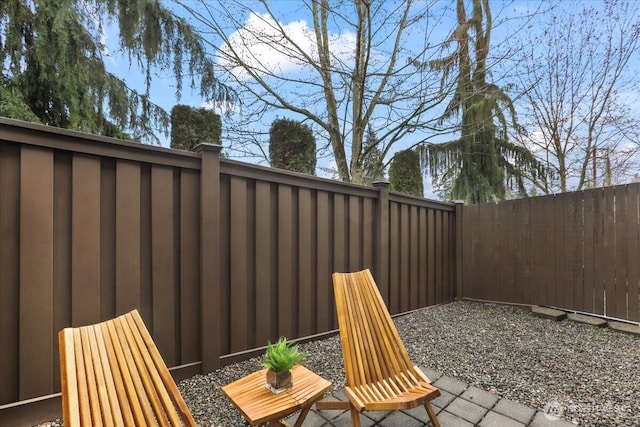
<box><xmin>291</xmin><ymin>368</ymin><xmax>576</xmax><ymax>427</ymax></box>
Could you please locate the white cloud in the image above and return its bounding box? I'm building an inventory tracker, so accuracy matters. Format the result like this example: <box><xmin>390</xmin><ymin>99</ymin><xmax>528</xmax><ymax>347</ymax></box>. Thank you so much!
<box><xmin>217</xmin><ymin>12</ymin><xmax>356</xmax><ymax>80</ymax></box>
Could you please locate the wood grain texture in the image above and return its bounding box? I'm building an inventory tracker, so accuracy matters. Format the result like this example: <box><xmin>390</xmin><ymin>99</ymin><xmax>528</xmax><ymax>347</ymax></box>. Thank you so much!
<box><xmin>330</xmin><ymin>269</ymin><xmax>441</xmax><ymax>427</ymax></box>
<box><xmin>58</xmin><ymin>310</ymin><xmax>196</xmax><ymax>426</ymax></box>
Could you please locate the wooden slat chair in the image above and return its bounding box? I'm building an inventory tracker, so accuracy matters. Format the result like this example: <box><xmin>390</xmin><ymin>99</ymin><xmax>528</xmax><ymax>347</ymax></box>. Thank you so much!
<box><xmin>58</xmin><ymin>309</ymin><xmax>196</xmax><ymax>426</ymax></box>
<box><xmin>316</xmin><ymin>269</ymin><xmax>441</xmax><ymax>426</ymax></box>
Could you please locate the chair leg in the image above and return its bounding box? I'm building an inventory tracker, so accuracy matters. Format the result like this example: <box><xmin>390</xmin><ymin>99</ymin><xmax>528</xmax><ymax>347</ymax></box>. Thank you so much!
<box><xmin>424</xmin><ymin>402</ymin><xmax>440</xmax><ymax>427</ymax></box>
<box><xmin>349</xmin><ymin>406</ymin><xmax>361</xmax><ymax>427</ymax></box>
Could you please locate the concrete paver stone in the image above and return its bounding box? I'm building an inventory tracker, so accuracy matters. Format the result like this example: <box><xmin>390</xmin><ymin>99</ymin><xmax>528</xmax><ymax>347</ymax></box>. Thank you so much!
<box><xmin>446</xmin><ymin>397</ymin><xmax>490</xmax><ymax>424</ymax></box>
<box><xmin>433</xmin><ymin>376</ymin><xmax>468</xmax><ymax>396</ymax></box>
<box><xmin>479</xmin><ymin>411</ymin><xmax>526</xmax><ymax>427</ymax></box>
<box><xmin>493</xmin><ymin>398</ymin><xmax>537</xmax><ymax>424</ymax></box>
<box><xmin>460</xmin><ymin>386</ymin><xmax>500</xmax><ymax>409</ymax></box>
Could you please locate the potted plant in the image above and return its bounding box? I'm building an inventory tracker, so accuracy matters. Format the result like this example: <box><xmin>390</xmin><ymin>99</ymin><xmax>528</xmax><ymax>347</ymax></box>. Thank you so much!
<box><xmin>262</xmin><ymin>337</ymin><xmax>305</xmax><ymax>394</ymax></box>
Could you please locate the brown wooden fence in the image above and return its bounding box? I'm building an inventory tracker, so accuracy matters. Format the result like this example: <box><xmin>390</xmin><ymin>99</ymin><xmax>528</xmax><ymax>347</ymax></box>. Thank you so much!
<box><xmin>0</xmin><ymin>118</ymin><xmax>456</xmax><ymax>426</ymax></box>
<box><xmin>458</xmin><ymin>184</ymin><xmax>640</xmax><ymax>322</ymax></box>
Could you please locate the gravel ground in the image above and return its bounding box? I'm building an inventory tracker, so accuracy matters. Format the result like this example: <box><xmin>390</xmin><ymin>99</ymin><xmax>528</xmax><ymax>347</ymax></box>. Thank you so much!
<box><xmin>36</xmin><ymin>301</ymin><xmax>640</xmax><ymax>426</ymax></box>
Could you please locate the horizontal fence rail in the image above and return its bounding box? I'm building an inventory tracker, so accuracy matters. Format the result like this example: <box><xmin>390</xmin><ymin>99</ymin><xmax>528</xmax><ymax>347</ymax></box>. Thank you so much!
<box><xmin>0</xmin><ymin>118</ymin><xmax>456</xmax><ymax>426</ymax></box>
<box><xmin>459</xmin><ymin>184</ymin><xmax>640</xmax><ymax>322</ymax></box>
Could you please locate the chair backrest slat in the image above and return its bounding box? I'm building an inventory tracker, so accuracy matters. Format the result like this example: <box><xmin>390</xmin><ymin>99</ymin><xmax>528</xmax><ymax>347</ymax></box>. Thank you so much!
<box><xmin>59</xmin><ymin>309</ymin><xmax>197</xmax><ymax>426</ymax></box>
<box><xmin>333</xmin><ymin>269</ymin><xmax>417</xmax><ymax>389</ymax></box>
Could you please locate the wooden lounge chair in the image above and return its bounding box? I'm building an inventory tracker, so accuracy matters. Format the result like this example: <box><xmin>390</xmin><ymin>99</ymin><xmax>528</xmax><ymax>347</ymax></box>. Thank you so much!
<box><xmin>58</xmin><ymin>309</ymin><xmax>196</xmax><ymax>426</ymax></box>
<box><xmin>316</xmin><ymin>269</ymin><xmax>441</xmax><ymax>426</ymax></box>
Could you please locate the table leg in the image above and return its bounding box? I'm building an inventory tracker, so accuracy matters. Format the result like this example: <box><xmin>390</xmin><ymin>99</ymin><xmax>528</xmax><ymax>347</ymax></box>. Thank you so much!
<box><xmin>292</xmin><ymin>405</ymin><xmax>312</xmax><ymax>427</ymax></box>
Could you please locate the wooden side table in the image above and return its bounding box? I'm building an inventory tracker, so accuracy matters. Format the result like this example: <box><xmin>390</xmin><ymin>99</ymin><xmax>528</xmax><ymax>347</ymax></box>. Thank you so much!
<box><xmin>222</xmin><ymin>365</ymin><xmax>332</xmax><ymax>426</ymax></box>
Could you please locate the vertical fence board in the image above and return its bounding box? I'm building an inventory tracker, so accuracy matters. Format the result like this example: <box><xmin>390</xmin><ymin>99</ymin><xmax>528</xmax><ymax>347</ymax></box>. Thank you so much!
<box><xmin>115</xmin><ymin>161</ymin><xmax>141</xmax><ymax>314</ymax></box>
<box><xmin>52</xmin><ymin>152</ymin><xmax>71</xmax><ymax>394</ymax></box>
<box><xmin>435</xmin><ymin>210</ymin><xmax>444</xmax><ymax>304</ymax></box>
<box><xmin>333</xmin><ymin>194</ymin><xmax>347</xmax><ymax>274</ymax></box>
<box><xmin>409</xmin><ymin>206</ymin><xmax>419</xmax><ymax>311</ymax></box>
<box><xmin>566</xmin><ymin>192</ymin><xmax>581</xmax><ymax>310</ymax></box>
<box><xmin>362</xmin><ymin>198</ymin><xmax>374</xmax><ymax>269</ymax></box>
<box><xmin>448</xmin><ymin>211</ymin><xmax>456</xmax><ymax>302</ymax></box>
<box><xmin>603</xmin><ymin>187</ymin><xmax>617</xmax><ymax>317</ymax></box>
<box><xmin>230</xmin><ymin>177</ymin><xmax>249</xmax><ymax>352</ymax></box>
<box><xmin>513</xmin><ymin>198</ymin><xmax>530</xmax><ymax>304</ymax></box>
<box><xmin>71</xmin><ymin>154</ymin><xmax>101</xmax><ymax>326</ymax></box>
<box><xmin>388</xmin><ymin>203</ymin><xmax>400</xmax><ymax>313</ymax></box>
<box><xmin>315</xmin><ymin>191</ymin><xmax>332</xmax><ymax>332</ymax></box>
<box><xmin>627</xmin><ymin>184</ymin><xmax>640</xmax><ymax>321</ymax></box>
<box><xmin>543</xmin><ymin>195</ymin><xmax>557</xmax><ymax>306</ymax></box>
<box><xmin>219</xmin><ymin>174</ymin><xmax>231</xmax><ymax>354</ymax></box>
<box><xmin>500</xmin><ymin>202</ymin><xmax>514</xmax><ymax>303</ymax></box>
<box><xmin>427</xmin><ymin>209</ymin><xmax>436</xmax><ymax>305</ymax></box>
<box><xmin>592</xmin><ymin>189</ymin><xmax>606</xmax><ymax>315</ymax></box>
<box><xmin>278</xmin><ymin>185</ymin><xmax>295</xmax><ymax>338</ymax></box>
<box><xmin>140</xmin><ymin>165</ymin><xmax>152</xmax><ymax>322</ymax></box>
<box><xmin>100</xmin><ymin>159</ymin><xmax>116</xmax><ymax>321</ymax></box>
<box><xmin>0</xmin><ymin>142</ymin><xmax>20</xmax><ymax>404</ymax></box>
<box><xmin>255</xmin><ymin>181</ymin><xmax>274</xmax><ymax>345</ymax></box>
<box><xmin>19</xmin><ymin>146</ymin><xmax>54</xmax><ymax>399</ymax></box>
<box><xmin>151</xmin><ymin>165</ymin><xmax>177</xmax><ymax>364</ymax></box>
<box><xmin>460</xmin><ymin>204</ymin><xmax>475</xmax><ymax>299</ymax></box>
<box><xmin>180</xmin><ymin>170</ymin><xmax>200</xmax><ymax>363</ymax></box>
<box><xmin>419</xmin><ymin>209</ymin><xmax>428</xmax><ymax>307</ymax></box>
<box><xmin>477</xmin><ymin>204</ymin><xmax>494</xmax><ymax>300</ymax></box>
<box><xmin>582</xmin><ymin>190</ymin><xmax>596</xmax><ymax>314</ymax></box>
<box><xmin>348</xmin><ymin>196</ymin><xmax>362</xmax><ymax>271</ymax></box>
<box><xmin>441</xmin><ymin>210</ymin><xmax>451</xmax><ymax>303</ymax></box>
<box><xmin>399</xmin><ymin>204</ymin><xmax>410</xmax><ymax>312</ymax></box>
<box><xmin>199</xmin><ymin>144</ymin><xmax>222</xmax><ymax>373</ymax></box>
<box><xmin>373</xmin><ymin>183</ymin><xmax>390</xmax><ymax>304</ymax></box>
<box><xmin>615</xmin><ymin>186</ymin><xmax>629</xmax><ymax>320</ymax></box>
<box><xmin>298</xmin><ymin>188</ymin><xmax>314</xmax><ymax>337</ymax></box>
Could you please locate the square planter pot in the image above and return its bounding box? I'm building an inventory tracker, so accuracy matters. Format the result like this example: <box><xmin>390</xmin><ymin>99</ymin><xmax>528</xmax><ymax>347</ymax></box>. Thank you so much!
<box><xmin>266</xmin><ymin>369</ymin><xmax>292</xmax><ymax>394</ymax></box>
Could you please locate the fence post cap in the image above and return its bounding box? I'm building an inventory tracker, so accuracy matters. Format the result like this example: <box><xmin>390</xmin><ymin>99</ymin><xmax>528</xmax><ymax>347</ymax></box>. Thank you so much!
<box><xmin>453</xmin><ymin>200</ymin><xmax>465</xmax><ymax>205</ymax></box>
<box><xmin>372</xmin><ymin>179</ymin><xmax>390</xmax><ymax>188</ymax></box>
<box><xmin>195</xmin><ymin>143</ymin><xmax>223</xmax><ymax>153</ymax></box>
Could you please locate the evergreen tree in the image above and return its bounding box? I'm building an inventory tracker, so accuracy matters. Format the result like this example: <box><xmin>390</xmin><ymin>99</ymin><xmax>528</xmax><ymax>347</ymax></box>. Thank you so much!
<box><xmin>389</xmin><ymin>149</ymin><xmax>423</xmax><ymax>197</ymax></box>
<box><xmin>0</xmin><ymin>0</ymin><xmax>231</xmax><ymax>143</ymax></box>
<box><xmin>170</xmin><ymin>105</ymin><xmax>222</xmax><ymax>151</ymax></box>
<box><xmin>269</xmin><ymin>119</ymin><xmax>316</xmax><ymax>175</ymax></box>
<box><xmin>422</xmin><ymin>0</ymin><xmax>543</xmax><ymax>203</ymax></box>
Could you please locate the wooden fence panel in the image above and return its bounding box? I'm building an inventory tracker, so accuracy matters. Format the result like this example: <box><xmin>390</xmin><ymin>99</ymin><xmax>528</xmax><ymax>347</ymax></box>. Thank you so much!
<box><xmin>419</xmin><ymin>209</ymin><xmax>428</xmax><ymax>307</ymax></box>
<box><xmin>115</xmin><ymin>160</ymin><xmax>142</xmax><ymax>314</ymax></box>
<box><xmin>20</xmin><ymin>145</ymin><xmax>55</xmax><ymax>400</ymax></box>
<box><xmin>0</xmin><ymin>142</ymin><xmax>20</xmax><ymax>405</ymax></box>
<box><xmin>298</xmin><ymin>188</ymin><xmax>314</xmax><ymax>337</ymax></box>
<box><xmin>409</xmin><ymin>205</ymin><xmax>420</xmax><ymax>311</ymax></box>
<box><xmin>614</xmin><ymin>186</ymin><xmax>629</xmax><ymax>320</ymax></box>
<box><xmin>151</xmin><ymin>165</ymin><xmax>177</xmax><ymax>365</ymax></box>
<box><xmin>277</xmin><ymin>185</ymin><xmax>296</xmax><ymax>339</ymax></box>
<box><xmin>513</xmin><ymin>198</ymin><xmax>531</xmax><ymax>304</ymax></box>
<box><xmin>316</xmin><ymin>191</ymin><xmax>334</xmax><ymax>332</ymax></box>
<box><xmin>1</xmin><ymin>119</ymin><xmax>457</xmax><ymax>425</ymax></box>
<box><xmin>603</xmin><ymin>187</ymin><xmax>617</xmax><ymax>317</ymax></box>
<box><xmin>627</xmin><ymin>184</ymin><xmax>640</xmax><ymax>322</ymax></box>
<box><xmin>179</xmin><ymin>169</ymin><xmax>201</xmax><ymax>364</ymax></box>
<box><xmin>71</xmin><ymin>154</ymin><xmax>101</xmax><ymax>327</ymax></box>
<box><xmin>460</xmin><ymin>183</ymin><xmax>640</xmax><ymax>322</ymax></box>
<box><xmin>52</xmin><ymin>152</ymin><xmax>71</xmax><ymax>395</ymax></box>
<box><xmin>582</xmin><ymin>190</ymin><xmax>596</xmax><ymax>314</ymax></box>
<box><xmin>255</xmin><ymin>181</ymin><xmax>276</xmax><ymax>346</ymax></box>
<box><xmin>230</xmin><ymin>176</ymin><xmax>250</xmax><ymax>353</ymax></box>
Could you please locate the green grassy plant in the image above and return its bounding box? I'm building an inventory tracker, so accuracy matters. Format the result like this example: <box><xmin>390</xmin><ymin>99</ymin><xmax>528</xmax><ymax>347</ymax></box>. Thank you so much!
<box><xmin>262</xmin><ymin>337</ymin><xmax>305</xmax><ymax>373</ymax></box>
